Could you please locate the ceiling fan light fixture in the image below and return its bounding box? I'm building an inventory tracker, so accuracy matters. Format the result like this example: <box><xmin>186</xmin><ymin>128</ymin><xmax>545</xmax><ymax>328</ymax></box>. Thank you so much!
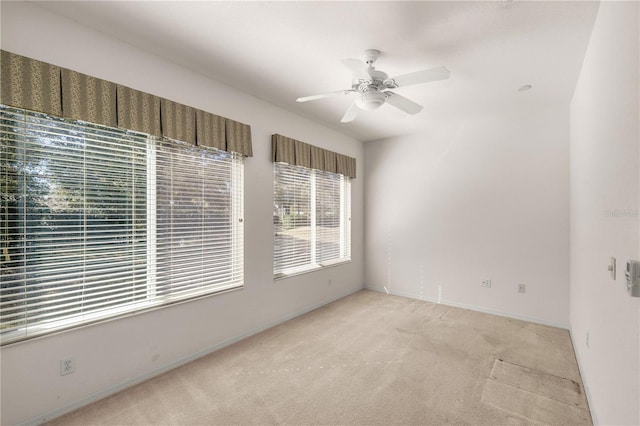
<box><xmin>355</xmin><ymin>91</ymin><xmax>386</xmax><ymax>110</ymax></box>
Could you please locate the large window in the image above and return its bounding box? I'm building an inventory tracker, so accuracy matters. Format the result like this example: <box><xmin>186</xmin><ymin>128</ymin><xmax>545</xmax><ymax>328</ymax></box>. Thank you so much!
<box><xmin>273</xmin><ymin>162</ymin><xmax>350</xmax><ymax>276</ymax></box>
<box><xmin>0</xmin><ymin>105</ymin><xmax>243</xmax><ymax>344</ymax></box>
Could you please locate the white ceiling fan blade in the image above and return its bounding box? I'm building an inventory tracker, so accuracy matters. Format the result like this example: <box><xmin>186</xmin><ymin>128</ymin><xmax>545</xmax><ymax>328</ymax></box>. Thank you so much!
<box><xmin>296</xmin><ymin>90</ymin><xmax>354</xmax><ymax>103</ymax></box>
<box><xmin>391</xmin><ymin>66</ymin><xmax>450</xmax><ymax>87</ymax></box>
<box><xmin>340</xmin><ymin>101</ymin><xmax>360</xmax><ymax>123</ymax></box>
<box><xmin>385</xmin><ymin>92</ymin><xmax>423</xmax><ymax>115</ymax></box>
<box><xmin>341</xmin><ymin>58</ymin><xmax>372</xmax><ymax>80</ymax></box>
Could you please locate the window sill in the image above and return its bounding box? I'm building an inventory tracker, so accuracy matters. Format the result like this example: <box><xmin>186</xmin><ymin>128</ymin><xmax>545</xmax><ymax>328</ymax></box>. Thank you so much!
<box><xmin>273</xmin><ymin>259</ymin><xmax>351</xmax><ymax>281</ymax></box>
<box><xmin>0</xmin><ymin>283</ymin><xmax>243</xmax><ymax>347</ymax></box>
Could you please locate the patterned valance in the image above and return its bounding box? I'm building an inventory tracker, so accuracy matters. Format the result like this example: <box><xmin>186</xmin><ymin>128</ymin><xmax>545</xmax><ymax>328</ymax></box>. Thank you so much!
<box><xmin>271</xmin><ymin>134</ymin><xmax>356</xmax><ymax>178</ymax></box>
<box><xmin>116</xmin><ymin>86</ymin><xmax>162</xmax><ymax>136</ymax></box>
<box><xmin>0</xmin><ymin>50</ymin><xmax>62</xmax><ymax>117</ymax></box>
<box><xmin>0</xmin><ymin>50</ymin><xmax>253</xmax><ymax>157</ymax></box>
<box><xmin>226</xmin><ymin>119</ymin><xmax>253</xmax><ymax>158</ymax></box>
<box><xmin>160</xmin><ymin>99</ymin><xmax>197</xmax><ymax>145</ymax></box>
<box><xmin>61</xmin><ymin>68</ymin><xmax>117</xmax><ymax>127</ymax></box>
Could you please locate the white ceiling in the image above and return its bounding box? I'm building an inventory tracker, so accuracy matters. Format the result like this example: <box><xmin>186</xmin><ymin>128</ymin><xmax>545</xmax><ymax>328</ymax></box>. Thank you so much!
<box><xmin>36</xmin><ymin>1</ymin><xmax>599</xmax><ymax>142</ymax></box>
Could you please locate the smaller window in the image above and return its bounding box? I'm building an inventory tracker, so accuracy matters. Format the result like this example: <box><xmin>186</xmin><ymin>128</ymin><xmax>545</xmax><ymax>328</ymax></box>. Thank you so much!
<box><xmin>273</xmin><ymin>162</ymin><xmax>351</xmax><ymax>277</ymax></box>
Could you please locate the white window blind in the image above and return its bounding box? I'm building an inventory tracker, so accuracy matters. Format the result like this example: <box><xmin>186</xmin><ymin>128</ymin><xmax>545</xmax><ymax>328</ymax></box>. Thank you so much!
<box><xmin>273</xmin><ymin>162</ymin><xmax>350</xmax><ymax>276</ymax></box>
<box><xmin>0</xmin><ymin>105</ymin><xmax>243</xmax><ymax>345</ymax></box>
<box><xmin>154</xmin><ymin>139</ymin><xmax>243</xmax><ymax>299</ymax></box>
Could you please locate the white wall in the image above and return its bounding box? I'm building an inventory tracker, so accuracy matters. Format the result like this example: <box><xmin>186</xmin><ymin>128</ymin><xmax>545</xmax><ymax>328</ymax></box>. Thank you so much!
<box><xmin>364</xmin><ymin>105</ymin><xmax>570</xmax><ymax>327</ymax></box>
<box><xmin>0</xmin><ymin>2</ymin><xmax>364</xmax><ymax>425</ymax></box>
<box><xmin>569</xmin><ymin>1</ymin><xmax>640</xmax><ymax>425</ymax></box>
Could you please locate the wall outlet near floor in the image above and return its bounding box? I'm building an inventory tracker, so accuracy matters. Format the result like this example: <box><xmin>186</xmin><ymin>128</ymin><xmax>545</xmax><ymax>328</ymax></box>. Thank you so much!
<box><xmin>327</xmin><ymin>279</ymin><xmax>332</xmax><ymax>287</ymax></box>
<box><xmin>585</xmin><ymin>332</ymin><xmax>590</xmax><ymax>348</ymax></box>
<box><xmin>481</xmin><ymin>279</ymin><xmax>492</xmax><ymax>288</ymax></box>
<box><xmin>518</xmin><ymin>284</ymin><xmax>526</xmax><ymax>293</ymax></box>
<box><xmin>60</xmin><ymin>358</ymin><xmax>75</xmax><ymax>376</ymax></box>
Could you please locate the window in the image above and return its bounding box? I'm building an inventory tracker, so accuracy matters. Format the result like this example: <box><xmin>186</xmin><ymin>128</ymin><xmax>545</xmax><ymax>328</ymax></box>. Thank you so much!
<box><xmin>0</xmin><ymin>105</ymin><xmax>243</xmax><ymax>344</ymax></box>
<box><xmin>273</xmin><ymin>162</ymin><xmax>350</xmax><ymax>276</ymax></box>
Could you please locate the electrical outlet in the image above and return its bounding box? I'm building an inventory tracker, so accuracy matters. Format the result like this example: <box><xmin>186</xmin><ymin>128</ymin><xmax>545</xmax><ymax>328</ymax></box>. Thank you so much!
<box><xmin>518</xmin><ymin>284</ymin><xmax>526</xmax><ymax>293</ymax></box>
<box><xmin>586</xmin><ymin>332</ymin><xmax>590</xmax><ymax>348</ymax></box>
<box><xmin>481</xmin><ymin>279</ymin><xmax>491</xmax><ymax>288</ymax></box>
<box><xmin>60</xmin><ymin>358</ymin><xmax>75</xmax><ymax>376</ymax></box>
<box><xmin>328</xmin><ymin>279</ymin><xmax>332</xmax><ymax>287</ymax></box>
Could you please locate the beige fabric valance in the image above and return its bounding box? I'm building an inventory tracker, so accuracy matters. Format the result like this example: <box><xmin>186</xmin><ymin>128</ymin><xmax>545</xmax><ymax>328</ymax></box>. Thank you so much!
<box><xmin>272</xmin><ymin>134</ymin><xmax>356</xmax><ymax>178</ymax></box>
<box><xmin>196</xmin><ymin>110</ymin><xmax>225</xmax><ymax>151</ymax></box>
<box><xmin>61</xmin><ymin>69</ymin><xmax>118</xmax><ymax>128</ymax></box>
<box><xmin>336</xmin><ymin>153</ymin><xmax>356</xmax><ymax>178</ymax></box>
<box><xmin>116</xmin><ymin>86</ymin><xmax>162</xmax><ymax>136</ymax></box>
<box><xmin>226</xmin><ymin>119</ymin><xmax>253</xmax><ymax>157</ymax></box>
<box><xmin>161</xmin><ymin>99</ymin><xmax>197</xmax><ymax>145</ymax></box>
<box><xmin>0</xmin><ymin>50</ymin><xmax>253</xmax><ymax>157</ymax></box>
<box><xmin>1</xmin><ymin>50</ymin><xmax>62</xmax><ymax>117</ymax></box>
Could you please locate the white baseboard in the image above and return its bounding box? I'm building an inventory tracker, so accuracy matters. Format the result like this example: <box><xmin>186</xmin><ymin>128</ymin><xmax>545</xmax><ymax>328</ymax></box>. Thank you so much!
<box><xmin>569</xmin><ymin>328</ymin><xmax>598</xmax><ymax>425</ymax></box>
<box><xmin>22</xmin><ymin>286</ymin><xmax>362</xmax><ymax>426</ymax></box>
<box><xmin>365</xmin><ymin>285</ymin><xmax>569</xmax><ymax>330</ymax></box>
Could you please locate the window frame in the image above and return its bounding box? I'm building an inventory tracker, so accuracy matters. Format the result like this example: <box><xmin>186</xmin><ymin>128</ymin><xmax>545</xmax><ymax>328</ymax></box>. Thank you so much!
<box><xmin>273</xmin><ymin>161</ymin><xmax>351</xmax><ymax>279</ymax></box>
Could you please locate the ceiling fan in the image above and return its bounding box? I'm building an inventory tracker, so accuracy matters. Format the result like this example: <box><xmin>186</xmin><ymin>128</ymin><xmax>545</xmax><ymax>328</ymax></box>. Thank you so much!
<box><xmin>296</xmin><ymin>49</ymin><xmax>450</xmax><ymax>123</ymax></box>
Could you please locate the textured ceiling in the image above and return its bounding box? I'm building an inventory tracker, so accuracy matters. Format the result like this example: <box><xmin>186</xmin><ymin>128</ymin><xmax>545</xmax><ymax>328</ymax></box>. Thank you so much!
<box><xmin>35</xmin><ymin>1</ymin><xmax>599</xmax><ymax>142</ymax></box>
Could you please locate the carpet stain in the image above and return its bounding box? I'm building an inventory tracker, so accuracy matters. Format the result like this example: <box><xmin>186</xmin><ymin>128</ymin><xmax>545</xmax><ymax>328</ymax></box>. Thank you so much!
<box><xmin>482</xmin><ymin>358</ymin><xmax>592</xmax><ymax>424</ymax></box>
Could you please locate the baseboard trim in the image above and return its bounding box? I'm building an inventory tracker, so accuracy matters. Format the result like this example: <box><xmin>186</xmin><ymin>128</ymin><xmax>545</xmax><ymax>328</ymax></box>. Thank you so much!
<box><xmin>22</xmin><ymin>286</ymin><xmax>362</xmax><ymax>426</ymax></box>
<box><xmin>569</xmin><ymin>328</ymin><xmax>598</xmax><ymax>425</ymax></box>
<box><xmin>365</xmin><ymin>285</ymin><xmax>569</xmax><ymax>329</ymax></box>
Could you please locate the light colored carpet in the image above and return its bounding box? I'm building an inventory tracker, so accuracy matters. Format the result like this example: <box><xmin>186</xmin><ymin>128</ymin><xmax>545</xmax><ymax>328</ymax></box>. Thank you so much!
<box><xmin>49</xmin><ymin>290</ymin><xmax>591</xmax><ymax>425</ymax></box>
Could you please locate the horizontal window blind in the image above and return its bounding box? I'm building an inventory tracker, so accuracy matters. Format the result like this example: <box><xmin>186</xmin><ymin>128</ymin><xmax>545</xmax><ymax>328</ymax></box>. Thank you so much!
<box><xmin>154</xmin><ymin>139</ymin><xmax>243</xmax><ymax>300</ymax></box>
<box><xmin>315</xmin><ymin>170</ymin><xmax>350</xmax><ymax>263</ymax></box>
<box><xmin>273</xmin><ymin>162</ymin><xmax>350</xmax><ymax>276</ymax></box>
<box><xmin>273</xmin><ymin>165</ymin><xmax>311</xmax><ymax>272</ymax></box>
<box><xmin>0</xmin><ymin>105</ymin><xmax>243</xmax><ymax>345</ymax></box>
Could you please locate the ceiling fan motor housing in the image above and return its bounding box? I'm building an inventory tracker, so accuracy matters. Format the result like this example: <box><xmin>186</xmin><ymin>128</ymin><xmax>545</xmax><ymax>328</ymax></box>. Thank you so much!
<box><xmin>368</xmin><ymin>69</ymin><xmax>388</xmax><ymax>82</ymax></box>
